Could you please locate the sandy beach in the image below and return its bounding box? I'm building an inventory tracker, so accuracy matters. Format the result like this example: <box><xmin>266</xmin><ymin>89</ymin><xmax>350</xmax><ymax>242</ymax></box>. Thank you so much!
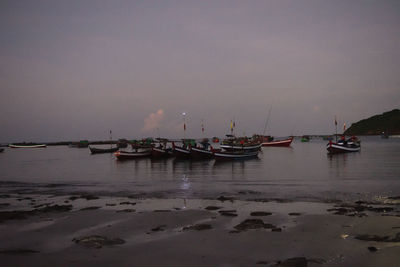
<box><xmin>0</xmin><ymin>193</ymin><xmax>399</xmax><ymax>266</ymax></box>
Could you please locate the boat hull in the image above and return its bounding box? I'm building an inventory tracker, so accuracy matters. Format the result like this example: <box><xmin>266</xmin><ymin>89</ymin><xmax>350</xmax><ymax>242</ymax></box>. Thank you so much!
<box><xmin>190</xmin><ymin>147</ymin><xmax>215</xmax><ymax>159</ymax></box>
<box><xmin>220</xmin><ymin>143</ymin><xmax>262</xmax><ymax>152</ymax></box>
<box><xmin>9</xmin><ymin>144</ymin><xmax>46</xmax><ymax>148</ymax></box>
<box><xmin>326</xmin><ymin>143</ymin><xmax>360</xmax><ymax>153</ymax></box>
<box><xmin>213</xmin><ymin>150</ymin><xmax>259</xmax><ymax>160</ymax></box>
<box><xmin>262</xmin><ymin>137</ymin><xmax>293</xmax><ymax>147</ymax></box>
<box><xmin>89</xmin><ymin>146</ymin><xmax>119</xmax><ymax>154</ymax></box>
<box><xmin>114</xmin><ymin>150</ymin><xmax>151</xmax><ymax>160</ymax></box>
<box><xmin>151</xmin><ymin>147</ymin><xmax>170</xmax><ymax>158</ymax></box>
<box><xmin>173</xmin><ymin>146</ymin><xmax>191</xmax><ymax>158</ymax></box>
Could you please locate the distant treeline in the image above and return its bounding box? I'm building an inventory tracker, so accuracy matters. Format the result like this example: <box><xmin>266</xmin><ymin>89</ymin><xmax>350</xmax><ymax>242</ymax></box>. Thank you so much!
<box><xmin>344</xmin><ymin>109</ymin><xmax>400</xmax><ymax>135</ymax></box>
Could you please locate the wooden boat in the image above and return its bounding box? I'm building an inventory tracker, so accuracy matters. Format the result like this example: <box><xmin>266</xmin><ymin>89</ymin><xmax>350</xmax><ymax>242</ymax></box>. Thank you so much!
<box><xmin>172</xmin><ymin>142</ymin><xmax>191</xmax><ymax>158</ymax></box>
<box><xmin>151</xmin><ymin>147</ymin><xmax>172</xmax><ymax>158</ymax></box>
<box><xmin>114</xmin><ymin>150</ymin><xmax>151</xmax><ymax>160</ymax></box>
<box><xmin>220</xmin><ymin>142</ymin><xmax>261</xmax><ymax>152</ymax></box>
<box><xmin>190</xmin><ymin>146</ymin><xmax>220</xmax><ymax>159</ymax></box>
<box><xmin>9</xmin><ymin>144</ymin><xmax>46</xmax><ymax>148</ymax></box>
<box><xmin>89</xmin><ymin>146</ymin><xmax>119</xmax><ymax>154</ymax></box>
<box><xmin>221</xmin><ymin>135</ymin><xmax>262</xmax><ymax>151</ymax></box>
<box><xmin>213</xmin><ymin>149</ymin><xmax>259</xmax><ymax>160</ymax></box>
<box><xmin>262</xmin><ymin>136</ymin><xmax>293</xmax><ymax>147</ymax></box>
<box><xmin>327</xmin><ymin>137</ymin><xmax>360</xmax><ymax>153</ymax></box>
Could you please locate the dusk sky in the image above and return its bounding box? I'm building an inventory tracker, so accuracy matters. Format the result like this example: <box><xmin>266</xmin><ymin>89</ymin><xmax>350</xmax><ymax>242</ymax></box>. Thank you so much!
<box><xmin>1</xmin><ymin>0</ymin><xmax>399</xmax><ymax>142</ymax></box>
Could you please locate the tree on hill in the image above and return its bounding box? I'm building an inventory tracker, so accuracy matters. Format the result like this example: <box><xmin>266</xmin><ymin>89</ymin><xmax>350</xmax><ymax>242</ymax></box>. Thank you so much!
<box><xmin>344</xmin><ymin>109</ymin><xmax>400</xmax><ymax>135</ymax></box>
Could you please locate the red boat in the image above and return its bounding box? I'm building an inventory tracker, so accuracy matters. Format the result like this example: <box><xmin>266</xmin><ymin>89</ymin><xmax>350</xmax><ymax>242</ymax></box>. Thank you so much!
<box><xmin>261</xmin><ymin>136</ymin><xmax>293</xmax><ymax>147</ymax></box>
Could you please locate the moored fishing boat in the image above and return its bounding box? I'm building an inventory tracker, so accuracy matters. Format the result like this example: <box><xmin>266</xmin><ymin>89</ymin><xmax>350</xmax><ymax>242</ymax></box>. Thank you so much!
<box><xmin>9</xmin><ymin>144</ymin><xmax>46</xmax><ymax>148</ymax></box>
<box><xmin>327</xmin><ymin>136</ymin><xmax>360</xmax><ymax>153</ymax></box>
<box><xmin>172</xmin><ymin>142</ymin><xmax>191</xmax><ymax>158</ymax></box>
<box><xmin>151</xmin><ymin>147</ymin><xmax>171</xmax><ymax>158</ymax></box>
<box><xmin>189</xmin><ymin>139</ymin><xmax>217</xmax><ymax>159</ymax></box>
<box><xmin>89</xmin><ymin>146</ymin><xmax>119</xmax><ymax>154</ymax></box>
<box><xmin>114</xmin><ymin>149</ymin><xmax>151</xmax><ymax>160</ymax></box>
<box><xmin>261</xmin><ymin>136</ymin><xmax>293</xmax><ymax>147</ymax></box>
<box><xmin>220</xmin><ymin>135</ymin><xmax>262</xmax><ymax>151</ymax></box>
<box><xmin>213</xmin><ymin>149</ymin><xmax>259</xmax><ymax>160</ymax></box>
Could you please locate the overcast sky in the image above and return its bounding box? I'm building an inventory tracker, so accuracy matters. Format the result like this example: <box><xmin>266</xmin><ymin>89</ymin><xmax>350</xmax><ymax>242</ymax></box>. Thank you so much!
<box><xmin>1</xmin><ymin>0</ymin><xmax>399</xmax><ymax>142</ymax></box>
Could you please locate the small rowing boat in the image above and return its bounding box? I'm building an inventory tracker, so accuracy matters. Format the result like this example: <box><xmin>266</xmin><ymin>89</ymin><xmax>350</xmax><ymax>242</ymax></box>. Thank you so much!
<box><xmin>9</xmin><ymin>144</ymin><xmax>46</xmax><ymax>148</ymax></box>
<box><xmin>114</xmin><ymin>150</ymin><xmax>151</xmax><ymax>160</ymax></box>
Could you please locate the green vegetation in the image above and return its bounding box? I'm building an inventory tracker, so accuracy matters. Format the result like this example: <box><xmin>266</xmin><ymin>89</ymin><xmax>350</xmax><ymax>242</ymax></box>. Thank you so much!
<box><xmin>344</xmin><ymin>109</ymin><xmax>400</xmax><ymax>135</ymax></box>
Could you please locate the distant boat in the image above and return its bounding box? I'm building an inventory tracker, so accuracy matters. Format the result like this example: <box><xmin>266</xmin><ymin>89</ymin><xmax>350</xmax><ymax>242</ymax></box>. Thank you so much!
<box><xmin>212</xmin><ymin>137</ymin><xmax>220</xmax><ymax>143</ymax></box>
<box><xmin>114</xmin><ymin>150</ymin><xmax>151</xmax><ymax>160</ymax></box>
<box><xmin>89</xmin><ymin>146</ymin><xmax>119</xmax><ymax>154</ymax></box>
<box><xmin>322</xmin><ymin>136</ymin><xmax>333</xmax><ymax>141</ymax></box>
<box><xmin>381</xmin><ymin>132</ymin><xmax>389</xmax><ymax>139</ymax></box>
<box><xmin>0</xmin><ymin>148</ymin><xmax>4</xmax><ymax>153</ymax></box>
<box><xmin>213</xmin><ymin>149</ymin><xmax>259</xmax><ymax>160</ymax></box>
<box><xmin>327</xmin><ymin>137</ymin><xmax>361</xmax><ymax>153</ymax></box>
<box><xmin>261</xmin><ymin>136</ymin><xmax>293</xmax><ymax>147</ymax></box>
<box><xmin>9</xmin><ymin>144</ymin><xmax>46</xmax><ymax>148</ymax></box>
<box><xmin>301</xmin><ymin>136</ymin><xmax>310</xmax><ymax>142</ymax></box>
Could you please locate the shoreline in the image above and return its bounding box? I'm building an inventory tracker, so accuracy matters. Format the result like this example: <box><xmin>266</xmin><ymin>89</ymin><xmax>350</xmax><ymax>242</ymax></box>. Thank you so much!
<box><xmin>1</xmin><ymin>193</ymin><xmax>399</xmax><ymax>266</ymax></box>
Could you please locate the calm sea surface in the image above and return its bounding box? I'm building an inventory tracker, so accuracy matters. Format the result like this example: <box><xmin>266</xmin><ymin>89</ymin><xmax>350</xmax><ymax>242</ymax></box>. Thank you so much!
<box><xmin>1</xmin><ymin>136</ymin><xmax>399</xmax><ymax>202</ymax></box>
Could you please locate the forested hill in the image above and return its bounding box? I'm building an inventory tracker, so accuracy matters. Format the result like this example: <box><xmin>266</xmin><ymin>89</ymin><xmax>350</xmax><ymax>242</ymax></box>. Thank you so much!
<box><xmin>344</xmin><ymin>109</ymin><xmax>400</xmax><ymax>135</ymax></box>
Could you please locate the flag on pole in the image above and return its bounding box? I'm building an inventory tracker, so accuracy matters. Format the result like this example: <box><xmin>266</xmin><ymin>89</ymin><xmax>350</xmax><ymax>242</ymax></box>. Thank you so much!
<box><xmin>184</xmin><ymin>123</ymin><xmax>186</xmax><ymax>131</ymax></box>
<box><xmin>343</xmin><ymin>123</ymin><xmax>346</xmax><ymax>131</ymax></box>
<box><xmin>334</xmin><ymin>116</ymin><xmax>337</xmax><ymax>126</ymax></box>
<box><xmin>230</xmin><ymin>120</ymin><xmax>233</xmax><ymax>131</ymax></box>
<box><xmin>201</xmin><ymin>122</ymin><xmax>204</xmax><ymax>132</ymax></box>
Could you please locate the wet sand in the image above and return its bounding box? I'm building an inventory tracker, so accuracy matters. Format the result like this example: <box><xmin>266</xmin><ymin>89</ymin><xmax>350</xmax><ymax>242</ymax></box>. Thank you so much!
<box><xmin>0</xmin><ymin>193</ymin><xmax>399</xmax><ymax>266</ymax></box>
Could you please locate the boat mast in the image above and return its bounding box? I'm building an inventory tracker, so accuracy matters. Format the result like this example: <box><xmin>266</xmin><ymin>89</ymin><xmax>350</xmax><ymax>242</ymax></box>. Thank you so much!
<box><xmin>334</xmin><ymin>116</ymin><xmax>337</xmax><ymax>142</ymax></box>
<box><xmin>182</xmin><ymin>112</ymin><xmax>187</xmax><ymax>142</ymax></box>
<box><xmin>201</xmin><ymin>119</ymin><xmax>204</xmax><ymax>138</ymax></box>
<box><xmin>109</xmin><ymin>130</ymin><xmax>112</xmax><ymax>148</ymax></box>
<box><xmin>263</xmin><ymin>107</ymin><xmax>272</xmax><ymax>136</ymax></box>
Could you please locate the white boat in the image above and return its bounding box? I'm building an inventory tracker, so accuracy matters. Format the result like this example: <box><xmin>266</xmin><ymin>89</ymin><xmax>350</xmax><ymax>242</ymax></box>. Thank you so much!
<box><xmin>9</xmin><ymin>144</ymin><xmax>46</xmax><ymax>148</ymax></box>
<box><xmin>114</xmin><ymin>150</ymin><xmax>151</xmax><ymax>160</ymax></box>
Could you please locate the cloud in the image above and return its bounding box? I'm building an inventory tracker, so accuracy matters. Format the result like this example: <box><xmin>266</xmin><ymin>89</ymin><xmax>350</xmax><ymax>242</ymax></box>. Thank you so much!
<box><xmin>142</xmin><ymin>109</ymin><xmax>164</xmax><ymax>132</ymax></box>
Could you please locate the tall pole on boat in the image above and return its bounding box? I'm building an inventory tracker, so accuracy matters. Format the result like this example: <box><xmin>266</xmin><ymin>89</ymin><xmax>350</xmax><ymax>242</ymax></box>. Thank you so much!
<box><xmin>109</xmin><ymin>130</ymin><xmax>112</xmax><ymax>148</ymax></box>
<box><xmin>263</xmin><ymin>107</ymin><xmax>272</xmax><ymax>136</ymax></box>
<box><xmin>334</xmin><ymin>116</ymin><xmax>337</xmax><ymax>142</ymax></box>
<box><xmin>182</xmin><ymin>112</ymin><xmax>186</xmax><ymax>142</ymax></box>
<box><xmin>201</xmin><ymin>119</ymin><xmax>204</xmax><ymax>138</ymax></box>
